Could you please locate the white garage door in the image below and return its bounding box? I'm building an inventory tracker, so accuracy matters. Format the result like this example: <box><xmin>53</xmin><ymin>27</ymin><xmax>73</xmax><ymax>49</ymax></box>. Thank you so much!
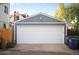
<box><xmin>16</xmin><ymin>25</ymin><xmax>64</xmax><ymax>44</ymax></box>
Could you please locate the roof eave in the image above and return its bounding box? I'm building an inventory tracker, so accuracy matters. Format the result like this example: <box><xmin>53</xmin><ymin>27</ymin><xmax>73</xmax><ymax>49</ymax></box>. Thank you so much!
<box><xmin>15</xmin><ymin>22</ymin><xmax>65</xmax><ymax>25</ymax></box>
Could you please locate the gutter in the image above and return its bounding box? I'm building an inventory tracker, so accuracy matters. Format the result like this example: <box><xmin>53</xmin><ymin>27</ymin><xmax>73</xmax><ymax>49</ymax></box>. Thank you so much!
<box><xmin>15</xmin><ymin>22</ymin><xmax>65</xmax><ymax>25</ymax></box>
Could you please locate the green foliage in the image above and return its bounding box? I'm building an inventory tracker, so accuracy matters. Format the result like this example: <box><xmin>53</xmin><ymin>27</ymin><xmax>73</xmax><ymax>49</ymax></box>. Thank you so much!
<box><xmin>64</xmin><ymin>3</ymin><xmax>79</xmax><ymax>30</ymax></box>
<box><xmin>74</xmin><ymin>22</ymin><xmax>79</xmax><ymax>30</ymax></box>
<box><xmin>64</xmin><ymin>4</ymin><xmax>79</xmax><ymax>22</ymax></box>
<box><xmin>54</xmin><ymin>3</ymin><xmax>79</xmax><ymax>30</ymax></box>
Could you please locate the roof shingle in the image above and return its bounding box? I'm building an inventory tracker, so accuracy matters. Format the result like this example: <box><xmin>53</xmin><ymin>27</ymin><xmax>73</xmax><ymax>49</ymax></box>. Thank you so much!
<box><xmin>18</xmin><ymin>13</ymin><xmax>62</xmax><ymax>22</ymax></box>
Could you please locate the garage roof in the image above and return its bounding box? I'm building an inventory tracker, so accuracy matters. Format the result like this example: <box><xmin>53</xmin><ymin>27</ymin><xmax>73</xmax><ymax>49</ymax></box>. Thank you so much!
<box><xmin>15</xmin><ymin>13</ymin><xmax>65</xmax><ymax>25</ymax></box>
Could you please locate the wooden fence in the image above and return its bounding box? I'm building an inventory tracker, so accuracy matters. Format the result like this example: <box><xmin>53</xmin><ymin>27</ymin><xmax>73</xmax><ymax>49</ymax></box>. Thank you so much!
<box><xmin>0</xmin><ymin>28</ymin><xmax>13</xmax><ymax>49</ymax></box>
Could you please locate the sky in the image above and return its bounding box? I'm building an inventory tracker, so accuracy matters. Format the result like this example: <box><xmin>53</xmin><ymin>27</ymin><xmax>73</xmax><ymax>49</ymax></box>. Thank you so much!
<box><xmin>10</xmin><ymin>3</ymin><xmax>59</xmax><ymax>16</ymax></box>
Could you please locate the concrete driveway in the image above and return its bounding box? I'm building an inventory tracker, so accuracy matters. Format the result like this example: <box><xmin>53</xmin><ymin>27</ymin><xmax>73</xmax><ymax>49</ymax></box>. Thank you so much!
<box><xmin>13</xmin><ymin>44</ymin><xmax>73</xmax><ymax>53</ymax></box>
<box><xmin>0</xmin><ymin>44</ymin><xmax>79</xmax><ymax>55</ymax></box>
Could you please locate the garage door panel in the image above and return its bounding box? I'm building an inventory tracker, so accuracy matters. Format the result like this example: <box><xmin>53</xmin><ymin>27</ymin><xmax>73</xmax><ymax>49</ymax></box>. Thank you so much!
<box><xmin>17</xmin><ymin>25</ymin><xmax>64</xmax><ymax>44</ymax></box>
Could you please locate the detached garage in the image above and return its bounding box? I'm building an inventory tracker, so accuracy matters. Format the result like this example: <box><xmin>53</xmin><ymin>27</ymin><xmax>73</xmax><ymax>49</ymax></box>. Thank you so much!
<box><xmin>14</xmin><ymin>13</ymin><xmax>66</xmax><ymax>44</ymax></box>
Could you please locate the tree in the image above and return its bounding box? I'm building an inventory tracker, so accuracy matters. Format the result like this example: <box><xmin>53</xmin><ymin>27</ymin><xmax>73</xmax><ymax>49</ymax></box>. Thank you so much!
<box><xmin>54</xmin><ymin>3</ymin><xmax>65</xmax><ymax>21</ymax></box>
<box><xmin>64</xmin><ymin>3</ymin><xmax>79</xmax><ymax>21</ymax></box>
<box><xmin>64</xmin><ymin>3</ymin><xmax>79</xmax><ymax>30</ymax></box>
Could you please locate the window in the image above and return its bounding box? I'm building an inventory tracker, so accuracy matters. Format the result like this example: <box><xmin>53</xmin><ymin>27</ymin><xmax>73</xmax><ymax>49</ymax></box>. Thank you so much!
<box><xmin>4</xmin><ymin>6</ymin><xmax>8</xmax><ymax>14</ymax></box>
<box><xmin>3</xmin><ymin>23</ymin><xmax>6</xmax><ymax>29</ymax></box>
<box><xmin>16</xmin><ymin>16</ymin><xmax>19</xmax><ymax>20</ymax></box>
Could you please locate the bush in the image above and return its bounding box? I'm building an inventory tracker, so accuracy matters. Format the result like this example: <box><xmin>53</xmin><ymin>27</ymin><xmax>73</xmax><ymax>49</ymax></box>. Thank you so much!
<box><xmin>67</xmin><ymin>29</ymin><xmax>79</xmax><ymax>36</ymax></box>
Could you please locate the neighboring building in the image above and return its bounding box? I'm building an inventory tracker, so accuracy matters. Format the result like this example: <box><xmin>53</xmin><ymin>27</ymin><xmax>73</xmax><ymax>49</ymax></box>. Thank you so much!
<box><xmin>10</xmin><ymin>11</ymin><xmax>29</xmax><ymax>23</ymax></box>
<box><xmin>14</xmin><ymin>13</ymin><xmax>65</xmax><ymax>44</ymax></box>
<box><xmin>0</xmin><ymin>3</ymin><xmax>10</xmax><ymax>28</ymax></box>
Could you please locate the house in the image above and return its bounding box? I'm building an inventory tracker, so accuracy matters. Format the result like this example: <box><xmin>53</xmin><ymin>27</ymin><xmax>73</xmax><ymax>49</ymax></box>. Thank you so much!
<box><xmin>10</xmin><ymin>11</ymin><xmax>29</xmax><ymax>23</ymax></box>
<box><xmin>14</xmin><ymin>13</ymin><xmax>66</xmax><ymax>44</ymax></box>
<box><xmin>0</xmin><ymin>3</ymin><xmax>10</xmax><ymax>28</ymax></box>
